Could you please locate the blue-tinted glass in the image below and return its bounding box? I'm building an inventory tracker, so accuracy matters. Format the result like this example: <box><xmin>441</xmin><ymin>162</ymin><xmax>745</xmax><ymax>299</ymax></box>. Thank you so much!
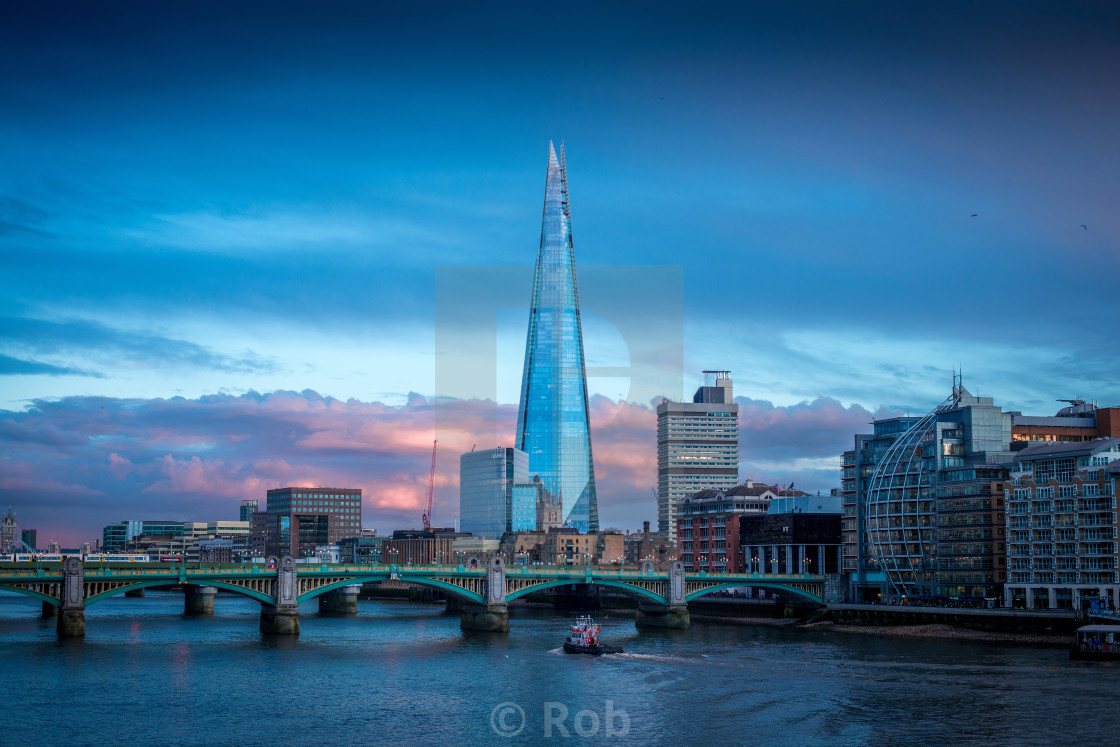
<box><xmin>515</xmin><ymin>142</ymin><xmax>599</xmax><ymax>532</ymax></box>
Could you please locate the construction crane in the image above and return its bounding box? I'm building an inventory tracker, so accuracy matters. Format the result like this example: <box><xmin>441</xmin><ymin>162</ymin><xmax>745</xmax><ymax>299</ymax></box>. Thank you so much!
<box><xmin>422</xmin><ymin>439</ymin><xmax>437</xmax><ymax>530</ymax></box>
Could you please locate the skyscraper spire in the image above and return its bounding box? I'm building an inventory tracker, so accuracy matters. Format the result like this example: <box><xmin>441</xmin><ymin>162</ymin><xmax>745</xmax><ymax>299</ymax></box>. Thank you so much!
<box><xmin>515</xmin><ymin>142</ymin><xmax>599</xmax><ymax>532</ymax></box>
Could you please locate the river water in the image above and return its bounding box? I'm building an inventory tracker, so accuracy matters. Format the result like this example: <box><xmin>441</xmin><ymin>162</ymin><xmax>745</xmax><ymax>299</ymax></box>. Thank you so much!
<box><xmin>2</xmin><ymin>592</ymin><xmax>1118</xmax><ymax>745</ymax></box>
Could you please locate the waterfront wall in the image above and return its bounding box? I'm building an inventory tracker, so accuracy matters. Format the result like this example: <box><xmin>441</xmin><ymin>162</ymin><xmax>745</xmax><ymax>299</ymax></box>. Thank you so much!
<box><xmin>829</xmin><ymin>604</ymin><xmax>1079</xmax><ymax>634</ymax></box>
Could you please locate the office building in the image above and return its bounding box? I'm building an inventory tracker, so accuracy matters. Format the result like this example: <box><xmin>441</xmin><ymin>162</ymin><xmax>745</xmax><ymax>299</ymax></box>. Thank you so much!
<box><xmin>21</xmin><ymin>528</ymin><xmax>37</xmax><ymax>551</ymax></box>
<box><xmin>862</xmin><ymin>381</ymin><xmax>1014</xmax><ymax>602</ymax></box>
<box><xmin>739</xmin><ymin>494</ymin><xmax>842</xmax><ymax>576</ymax></box>
<box><xmin>383</xmin><ymin>528</ymin><xmax>469</xmax><ymax>566</ymax></box>
<box><xmin>102</xmin><ymin>520</ymin><xmax>186</xmax><ymax>553</ymax></box>
<box><xmin>339</xmin><ymin>535</ymin><xmax>383</xmax><ymax>563</ymax></box>
<box><xmin>840</xmin><ymin>416</ymin><xmax>923</xmax><ymax>601</ymax></box>
<box><xmin>1003</xmin><ymin>438</ymin><xmax>1120</xmax><ymax>611</ymax></box>
<box><xmin>459</xmin><ymin>447</ymin><xmax>528</xmax><ymax>539</ymax></box>
<box><xmin>239</xmin><ymin>499</ymin><xmax>258</xmax><ymax>522</ymax></box>
<box><xmin>675</xmin><ymin>481</ymin><xmax>776</xmax><ymax>572</ymax></box>
<box><xmin>515</xmin><ymin>142</ymin><xmax>599</xmax><ymax>532</ymax></box>
<box><xmin>657</xmin><ymin>371</ymin><xmax>739</xmax><ymax>542</ymax></box>
<box><xmin>264</xmin><ymin>487</ymin><xmax>362</xmax><ymax>558</ymax></box>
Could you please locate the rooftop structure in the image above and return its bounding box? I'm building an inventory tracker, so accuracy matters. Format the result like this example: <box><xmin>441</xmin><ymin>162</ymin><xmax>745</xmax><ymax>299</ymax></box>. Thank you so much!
<box><xmin>1009</xmin><ymin>399</ymin><xmax>1120</xmax><ymax>446</ymax></box>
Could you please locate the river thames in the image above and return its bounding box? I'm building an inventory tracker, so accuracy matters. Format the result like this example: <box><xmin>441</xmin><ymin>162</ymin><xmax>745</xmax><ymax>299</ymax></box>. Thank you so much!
<box><xmin>2</xmin><ymin>592</ymin><xmax>1118</xmax><ymax>745</ymax></box>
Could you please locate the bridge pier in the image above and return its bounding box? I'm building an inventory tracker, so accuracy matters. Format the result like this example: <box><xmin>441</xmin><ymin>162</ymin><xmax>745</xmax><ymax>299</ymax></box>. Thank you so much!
<box><xmin>318</xmin><ymin>585</ymin><xmax>360</xmax><ymax>615</ymax></box>
<box><xmin>461</xmin><ymin>556</ymin><xmax>509</xmax><ymax>632</ymax></box>
<box><xmin>260</xmin><ymin>604</ymin><xmax>301</xmax><ymax>635</ymax></box>
<box><xmin>184</xmin><ymin>585</ymin><xmax>217</xmax><ymax>615</ymax></box>
<box><xmin>444</xmin><ymin>595</ymin><xmax>462</xmax><ymax>613</ymax></box>
<box><xmin>125</xmin><ymin>588</ymin><xmax>146</xmax><ymax>598</ymax></box>
<box><xmin>635</xmin><ymin>602</ymin><xmax>690</xmax><ymax>629</ymax></box>
<box><xmin>56</xmin><ymin>557</ymin><xmax>85</xmax><ymax>638</ymax></box>
<box><xmin>635</xmin><ymin>560</ymin><xmax>689</xmax><ymax>629</ymax></box>
<box><xmin>41</xmin><ymin>601</ymin><xmax>58</xmax><ymax>618</ymax></box>
<box><xmin>261</xmin><ymin>555</ymin><xmax>300</xmax><ymax>636</ymax></box>
<box><xmin>460</xmin><ymin>602</ymin><xmax>509</xmax><ymax>632</ymax></box>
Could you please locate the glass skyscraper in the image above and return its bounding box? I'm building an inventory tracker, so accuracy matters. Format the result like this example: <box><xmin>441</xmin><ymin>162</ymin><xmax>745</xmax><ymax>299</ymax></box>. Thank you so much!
<box><xmin>459</xmin><ymin>447</ymin><xmax>529</xmax><ymax>539</ymax></box>
<box><xmin>515</xmin><ymin>142</ymin><xmax>599</xmax><ymax>532</ymax></box>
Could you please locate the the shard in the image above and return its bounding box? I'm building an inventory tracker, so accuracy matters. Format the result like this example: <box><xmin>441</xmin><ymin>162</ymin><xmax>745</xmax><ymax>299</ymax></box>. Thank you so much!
<box><xmin>515</xmin><ymin>142</ymin><xmax>599</xmax><ymax>532</ymax></box>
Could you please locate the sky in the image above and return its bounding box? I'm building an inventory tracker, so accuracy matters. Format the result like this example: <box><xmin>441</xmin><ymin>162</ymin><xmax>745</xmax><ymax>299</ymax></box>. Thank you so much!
<box><xmin>2</xmin><ymin>2</ymin><xmax>1118</xmax><ymax>546</ymax></box>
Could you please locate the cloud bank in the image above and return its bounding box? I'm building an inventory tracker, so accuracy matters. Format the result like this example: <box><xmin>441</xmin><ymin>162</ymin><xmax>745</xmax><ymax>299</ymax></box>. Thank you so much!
<box><xmin>0</xmin><ymin>390</ymin><xmax>881</xmax><ymax>546</ymax></box>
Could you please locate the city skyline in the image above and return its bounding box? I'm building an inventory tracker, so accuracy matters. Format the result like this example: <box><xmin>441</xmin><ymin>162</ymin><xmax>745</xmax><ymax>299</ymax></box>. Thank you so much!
<box><xmin>2</xmin><ymin>3</ymin><xmax>1119</xmax><ymax>545</ymax></box>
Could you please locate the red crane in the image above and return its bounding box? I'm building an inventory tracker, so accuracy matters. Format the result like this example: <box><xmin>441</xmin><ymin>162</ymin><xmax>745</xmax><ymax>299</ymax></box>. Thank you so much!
<box><xmin>422</xmin><ymin>439</ymin><xmax>437</xmax><ymax>529</ymax></box>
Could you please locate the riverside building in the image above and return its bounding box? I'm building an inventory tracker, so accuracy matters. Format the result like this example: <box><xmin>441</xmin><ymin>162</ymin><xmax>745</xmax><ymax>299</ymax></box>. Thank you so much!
<box><xmin>515</xmin><ymin>142</ymin><xmax>599</xmax><ymax>532</ymax></box>
<box><xmin>851</xmin><ymin>380</ymin><xmax>1015</xmax><ymax>603</ymax></box>
<box><xmin>840</xmin><ymin>416</ymin><xmax>923</xmax><ymax>601</ymax></box>
<box><xmin>1003</xmin><ymin>438</ymin><xmax>1120</xmax><ymax>611</ymax></box>
<box><xmin>675</xmin><ymin>481</ymin><xmax>775</xmax><ymax>572</ymax></box>
<box><xmin>738</xmin><ymin>493</ymin><xmax>843</xmax><ymax>577</ymax></box>
<box><xmin>459</xmin><ymin>447</ymin><xmax>529</xmax><ymax>540</ymax></box>
<box><xmin>657</xmin><ymin>371</ymin><xmax>739</xmax><ymax>542</ymax></box>
<box><xmin>264</xmin><ymin>487</ymin><xmax>362</xmax><ymax>558</ymax></box>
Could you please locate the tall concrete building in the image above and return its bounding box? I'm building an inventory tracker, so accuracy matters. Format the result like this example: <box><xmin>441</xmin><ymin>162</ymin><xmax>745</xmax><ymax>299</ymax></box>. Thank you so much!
<box><xmin>657</xmin><ymin>371</ymin><xmax>739</xmax><ymax>542</ymax></box>
<box><xmin>515</xmin><ymin>142</ymin><xmax>599</xmax><ymax>532</ymax></box>
<box><xmin>459</xmin><ymin>447</ymin><xmax>529</xmax><ymax>540</ymax></box>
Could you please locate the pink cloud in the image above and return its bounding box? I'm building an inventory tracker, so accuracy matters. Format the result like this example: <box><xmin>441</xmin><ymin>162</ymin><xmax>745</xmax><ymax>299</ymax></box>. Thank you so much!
<box><xmin>0</xmin><ymin>389</ymin><xmax>878</xmax><ymax>546</ymax></box>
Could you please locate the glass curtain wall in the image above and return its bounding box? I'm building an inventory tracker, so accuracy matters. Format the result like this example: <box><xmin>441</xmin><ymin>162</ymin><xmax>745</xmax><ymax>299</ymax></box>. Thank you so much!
<box><xmin>515</xmin><ymin>142</ymin><xmax>599</xmax><ymax>532</ymax></box>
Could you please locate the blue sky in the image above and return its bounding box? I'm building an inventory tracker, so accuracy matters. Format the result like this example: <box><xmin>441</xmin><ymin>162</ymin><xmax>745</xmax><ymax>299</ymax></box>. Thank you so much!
<box><xmin>2</xmin><ymin>2</ymin><xmax>1118</xmax><ymax>544</ymax></box>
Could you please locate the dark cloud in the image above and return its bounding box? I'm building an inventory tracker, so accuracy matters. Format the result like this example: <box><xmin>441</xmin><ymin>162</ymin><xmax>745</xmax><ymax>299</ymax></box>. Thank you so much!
<box><xmin>737</xmin><ymin>395</ymin><xmax>899</xmax><ymax>462</ymax></box>
<box><xmin>0</xmin><ymin>353</ymin><xmax>104</xmax><ymax>378</ymax></box>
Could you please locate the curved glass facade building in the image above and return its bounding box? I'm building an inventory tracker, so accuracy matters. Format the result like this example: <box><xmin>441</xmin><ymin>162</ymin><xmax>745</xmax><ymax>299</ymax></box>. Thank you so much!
<box><xmin>864</xmin><ymin>382</ymin><xmax>1013</xmax><ymax>600</ymax></box>
<box><xmin>864</xmin><ymin>407</ymin><xmax>943</xmax><ymax>598</ymax></box>
<box><xmin>515</xmin><ymin>142</ymin><xmax>599</xmax><ymax>532</ymax></box>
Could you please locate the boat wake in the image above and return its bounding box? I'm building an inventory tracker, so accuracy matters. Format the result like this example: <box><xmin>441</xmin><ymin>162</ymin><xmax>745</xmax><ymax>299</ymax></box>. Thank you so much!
<box><xmin>605</xmin><ymin>652</ymin><xmax>693</xmax><ymax>663</ymax></box>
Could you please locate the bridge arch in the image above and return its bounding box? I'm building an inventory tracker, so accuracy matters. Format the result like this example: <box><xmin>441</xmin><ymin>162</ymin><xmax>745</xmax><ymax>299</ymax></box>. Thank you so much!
<box><xmin>83</xmin><ymin>579</ymin><xmax>277</xmax><ymax>607</ymax></box>
<box><xmin>684</xmin><ymin>581</ymin><xmax>823</xmax><ymax>606</ymax></box>
<box><xmin>505</xmin><ymin>578</ymin><xmax>667</xmax><ymax>604</ymax></box>
<box><xmin>294</xmin><ymin>574</ymin><xmax>486</xmax><ymax>605</ymax></box>
<box><xmin>0</xmin><ymin>582</ymin><xmax>60</xmax><ymax>607</ymax></box>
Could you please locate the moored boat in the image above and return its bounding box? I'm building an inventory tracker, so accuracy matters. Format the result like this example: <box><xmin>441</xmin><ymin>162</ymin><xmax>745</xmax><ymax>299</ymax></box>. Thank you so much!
<box><xmin>1070</xmin><ymin>624</ymin><xmax>1120</xmax><ymax>661</ymax></box>
<box><xmin>564</xmin><ymin>615</ymin><xmax>622</xmax><ymax>656</ymax></box>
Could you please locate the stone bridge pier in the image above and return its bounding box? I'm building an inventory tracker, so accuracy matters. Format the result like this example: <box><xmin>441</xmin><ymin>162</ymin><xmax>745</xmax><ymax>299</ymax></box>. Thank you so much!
<box><xmin>184</xmin><ymin>585</ymin><xmax>217</xmax><ymax>615</ymax></box>
<box><xmin>318</xmin><ymin>585</ymin><xmax>361</xmax><ymax>615</ymax></box>
<box><xmin>57</xmin><ymin>557</ymin><xmax>85</xmax><ymax>638</ymax></box>
<box><xmin>460</xmin><ymin>557</ymin><xmax>509</xmax><ymax>632</ymax></box>
<box><xmin>260</xmin><ymin>556</ymin><xmax>300</xmax><ymax>636</ymax></box>
<box><xmin>635</xmin><ymin>561</ymin><xmax>689</xmax><ymax>629</ymax></box>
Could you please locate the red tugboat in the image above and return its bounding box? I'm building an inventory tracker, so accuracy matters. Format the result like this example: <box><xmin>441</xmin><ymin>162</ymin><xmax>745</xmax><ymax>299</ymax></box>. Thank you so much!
<box><xmin>563</xmin><ymin>615</ymin><xmax>623</xmax><ymax>655</ymax></box>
